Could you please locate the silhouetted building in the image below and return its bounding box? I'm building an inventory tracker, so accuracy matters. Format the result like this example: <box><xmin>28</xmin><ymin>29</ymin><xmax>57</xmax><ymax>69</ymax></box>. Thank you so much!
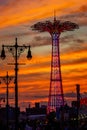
<box><xmin>26</xmin><ymin>102</ymin><xmax>46</xmax><ymax>115</ymax></box>
<box><xmin>35</xmin><ymin>102</ymin><xmax>40</xmax><ymax>109</ymax></box>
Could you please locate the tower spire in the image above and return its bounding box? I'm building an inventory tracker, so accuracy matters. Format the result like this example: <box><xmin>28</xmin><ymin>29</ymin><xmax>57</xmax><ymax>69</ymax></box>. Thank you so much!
<box><xmin>54</xmin><ymin>10</ymin><xmax>56</xmax><ymax>21</ymax></box>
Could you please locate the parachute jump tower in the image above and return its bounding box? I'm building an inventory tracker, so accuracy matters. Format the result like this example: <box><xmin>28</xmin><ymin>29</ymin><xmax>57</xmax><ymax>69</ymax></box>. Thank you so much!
<box><xmin>31</xmin><ymin>16</ymin><xmax>79</xmax><ymax>114</ymax></box>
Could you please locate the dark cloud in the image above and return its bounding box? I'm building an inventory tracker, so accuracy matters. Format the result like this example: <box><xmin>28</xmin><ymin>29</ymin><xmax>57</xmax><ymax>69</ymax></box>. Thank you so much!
<box><xmin>79</xmin><ymin>5</ymin><xmax>87</xmax><ymax>12</ymax></box>
<box><xmin>62</xmin><ymin>43</ymin><xmax>87</xmax><ymax>54</ymax></box>
<box><xmin>18</xmin><ymin>92</ymin><xmax>48</xmax><ymax>101</ymax></box>
<box><xmin>30</xmin><ymin>32</ymin><xmax>86</xmax><ymax>48</ymax></box>
<box><xmin>0</xmin><ymin>0</ymin><xmax>13</xmax><ymax>5</ymax></box>
<box><xmin>60</xmin><ymin>35</ymin><xmax>86</xmax><ymax>54</ymax></box>
<box><xmin>59</xmin><ymin>4</ymin><xmax>87</xmax><ymax>26</ymax></box>
<box><xmin>76</xmin><ymin>4</ymin><xmax>87</xmax><ymax>12</ymax></box>
<box><xmin>73</xmin><ymin>39</ymin><xmax>85</xmax><ymax>44</ymax></box>
<box><xmin>0</xmin><ymin>26</ymin><xmax>37</xmax><ymax>40</ymax></box>
<box><xmin>60</xmin><ymin>35</ymin><xmax>74</xmax><ymax>43</ymax></box>
<box><xmin>0</xmin><ymin>31</ymin><xmax>36</xmax><ymax>39</ymax></box>
<box><xmin>64</xmin><ymin>92</ymin><xmax>87</xmax><ymax>98</ymax></box>
<box><xmin>31</xmin><ymin>36</ymin><xmax>51</xmax><ymax>47</ymax></box>
<box><xmin>64</xmin><ymin>92</ymin><xmax>76</xmax><ymax>98</ymax></box>
<box><xmin>21</xmin><ymin>72</ymin><xmax>49</xmax><ymax>80</ymax></box>
<box><xmin>60</xmin><ymin>12</ymin><xmax>87</xmax><ymax>20</ymax></box>
<box><xmin>34</xmin><ymin>95</ymin><xmax>48</xmax><ymax>99</ymax></box>
<box><xmin>0</xmin><ymin>0</ymin><xmax>8</xmax><ymax>5</ymax></box>
<box><xmin>62</xmin><ymin>57</ymin><xmax>87</xmax><ymax>66</ymax></box>
<box><xmin>60</xmin><ymin>35</ymin><xmax>85</xmax><ymax>44</ymax></box>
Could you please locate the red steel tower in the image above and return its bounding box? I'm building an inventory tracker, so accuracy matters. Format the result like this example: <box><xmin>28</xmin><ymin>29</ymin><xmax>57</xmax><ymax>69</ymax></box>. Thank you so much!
<box><xmin>31</xmin><ymin>16</ymin><xmax>79</xmax><ymax>113</ymax></box>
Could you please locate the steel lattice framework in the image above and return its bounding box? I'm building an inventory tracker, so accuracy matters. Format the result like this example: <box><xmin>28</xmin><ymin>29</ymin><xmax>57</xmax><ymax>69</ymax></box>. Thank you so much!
<box><xmin>31</xmin><ymin>17</ymin><xmax>79</xmax><ymax>113</ymax></box>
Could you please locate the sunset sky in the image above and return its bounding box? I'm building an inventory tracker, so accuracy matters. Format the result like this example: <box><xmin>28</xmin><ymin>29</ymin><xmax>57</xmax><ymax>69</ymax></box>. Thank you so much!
<box><xmin>0</xmin><ymin>0</ymin><xmax>87</xmax><ymax>111</ymax></box>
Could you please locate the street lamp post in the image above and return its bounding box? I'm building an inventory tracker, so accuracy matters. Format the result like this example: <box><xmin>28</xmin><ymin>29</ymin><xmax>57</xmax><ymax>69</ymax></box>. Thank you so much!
<box><xmin>1</xmin><ymin>38</ymin><xmax>32</xmax><ymax>130</ymax></box>
<box><xmin>0</xmin><ymin>71</ymin><xmax>14</xmax><ymax>130</ymax></box>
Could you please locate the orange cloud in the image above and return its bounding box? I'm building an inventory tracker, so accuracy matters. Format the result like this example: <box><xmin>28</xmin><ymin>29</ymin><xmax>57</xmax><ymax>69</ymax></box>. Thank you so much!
<box><xmin>0</xmin><ymin>0</ymin><xmax>87</xmax><ymax>28</ymax></box>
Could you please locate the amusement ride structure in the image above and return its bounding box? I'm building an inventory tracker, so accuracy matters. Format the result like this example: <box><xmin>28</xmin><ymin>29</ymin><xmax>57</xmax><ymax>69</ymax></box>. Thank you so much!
<box><xmin>31</xmin><ymin>15</ymin><xmax>79</xmax><ymax>114</ymax></box>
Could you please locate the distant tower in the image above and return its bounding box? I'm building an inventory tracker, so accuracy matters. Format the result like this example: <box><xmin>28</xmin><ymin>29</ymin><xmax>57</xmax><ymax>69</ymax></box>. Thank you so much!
<box><xmin>76</xmin><ymin>84</ymin><xmax>80</xmax><ymax>108</ymax></box>
<box><xmin>31</xmin><ymin>15</ymin><xmax>79</xmax><ymax>114</ymax></box>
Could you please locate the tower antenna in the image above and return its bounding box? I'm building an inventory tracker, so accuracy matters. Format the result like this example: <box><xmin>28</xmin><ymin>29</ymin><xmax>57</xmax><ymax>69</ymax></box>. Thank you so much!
<box><xmin>54</xmin><ymin>10</ymin><xmax>56</xmax><ymax>21</ymax></box>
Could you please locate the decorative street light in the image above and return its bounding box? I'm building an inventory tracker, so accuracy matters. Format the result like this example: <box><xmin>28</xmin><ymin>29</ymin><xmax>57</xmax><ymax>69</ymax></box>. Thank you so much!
<box><xmin>0</xmin><ymin>37</ymin><xmax>32</xmax><ymax>130</ymax></box>
<box><xmin>0</xmin><ymin>71</ymin><xmax>14</xmax><ymax>130</ymax></box>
